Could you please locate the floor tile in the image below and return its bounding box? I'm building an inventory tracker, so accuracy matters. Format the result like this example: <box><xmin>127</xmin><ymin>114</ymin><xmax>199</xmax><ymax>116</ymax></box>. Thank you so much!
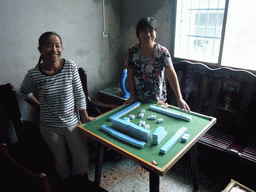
<box><xmin>87</xmin><ymin>148</ymin><xmax>231</xmax><ymax>192</ymax></box>
<box><xmin>100</xmin><ymin>166</ymin><xmax>128</xmax><ymax>191</ymax></box>
<box><xmin>115</xmin><ymin>157</ymin><xmax>139</xmax><ymax>173</ymax></box>
<box><xmin>109</xmin><ymin>175</ymin><xmax>149</xmax><ymax>192</ymax></box>
<box><xmin>160</xmin><ymin>175</ymin><xmax>193</xmax><ymax>192</ymax></box>
<box><xmin>87</xmin><ymin>150</ymin><xmax>123</xmax><ymax>181</ymax></box>
<box><xmin>87</xmin><ymin>161</ymin><xmax>96</xmax><ymax>181</ymax></box>
<box><xmin>201</xmin><ymin>175</ymin><xmax>227</xmax><ymax>192</ymax></box>
<box><xmin>130</xmin><ymin>165</ymin><xmax>149</xmax><ymax>184</ymax></box>
<box><xmin>87</xmin><ymin>161</ymin><xmax>116</xmax><ymax>182</ymax></box>
<box><xmin>164</xmin><ymin>167</ymin><xmax>193</xmax><ymax>188</ymax></box>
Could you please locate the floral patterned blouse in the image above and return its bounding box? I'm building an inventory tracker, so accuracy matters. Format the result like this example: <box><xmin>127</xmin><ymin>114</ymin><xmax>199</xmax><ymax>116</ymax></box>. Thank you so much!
<box><xmin>125</xmin><ymin>43</ymin><xmax>173</xmax><ymax>102</ymax></box>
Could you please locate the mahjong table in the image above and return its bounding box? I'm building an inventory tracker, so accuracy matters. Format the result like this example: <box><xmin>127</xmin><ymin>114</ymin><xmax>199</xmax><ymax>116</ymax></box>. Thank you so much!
<box><xmin>78</xmin><ymin>101</ymin><xmax>216</xmax><ymax>192</ymax></box>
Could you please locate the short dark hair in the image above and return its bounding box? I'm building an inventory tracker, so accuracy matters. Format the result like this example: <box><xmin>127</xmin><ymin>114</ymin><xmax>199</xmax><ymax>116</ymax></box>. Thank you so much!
<box><xmin>136</xmin><ymin>17</ymin><xmax>158</xmax><ymax>39</ymax></box>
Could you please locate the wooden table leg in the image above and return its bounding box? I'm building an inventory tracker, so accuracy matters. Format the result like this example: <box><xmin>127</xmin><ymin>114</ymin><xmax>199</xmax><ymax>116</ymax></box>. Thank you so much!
<box><xmin>190</xmin><ymin>143</ymin><xmax>200</xmax><ymax>191</ymax></box>
<box><xmin>149</xmin><ymin>170</ymin><xmax>160</xmax><ymax>192</ymax></box>
<box><xmin>95</xmin><ymin>144</ymin><xmax>105</xmax><ymax>185</ymax></box>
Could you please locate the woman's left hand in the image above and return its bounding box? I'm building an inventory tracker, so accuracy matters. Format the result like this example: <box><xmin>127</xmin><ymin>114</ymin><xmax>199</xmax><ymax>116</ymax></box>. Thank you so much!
<box><xmin>79</xmin><ymin>110</ymin><xmax>97</xmax><ymax>123</ymax></box>
<box><xmin>177</xmin><ymin>98</ymin><xmax>190</xmax><ymax>113</ymax></box>
<box><xmin>84</xmin><ymin>116</ymin><xmax>96</xmax><ymax>123</ymax></box>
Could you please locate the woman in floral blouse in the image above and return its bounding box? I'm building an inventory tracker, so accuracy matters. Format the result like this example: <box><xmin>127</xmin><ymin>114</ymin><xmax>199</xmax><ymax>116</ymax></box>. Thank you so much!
<box><xmin>125</xmin><ymin>17</ymin><xmax>190</xmax><ymax>112</ymax></box>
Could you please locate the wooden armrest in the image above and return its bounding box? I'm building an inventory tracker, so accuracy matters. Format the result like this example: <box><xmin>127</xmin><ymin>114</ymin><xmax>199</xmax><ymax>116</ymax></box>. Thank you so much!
<box><xmin>1</xmin><ymin>143</ymin><xmax>37</xmax><ymax>177</ymax></box>
<box><xmin>226</xmin><ymin>143</ymin><xmax>244</xmax><ymax>156</ymax></box>
<box><xmin>0</xmin><ymin>143</ymin><xmax>52</xmax><ymax>191</ymax></box>
<box><xmin>240</xmin><ymin>143</ymin><xmax>256</xmax><ymax>163</ymax></box>
<box><xmin>199</xmin><ymin>130</ymin><xmax>235</xmax><ymax>152</ymax></box>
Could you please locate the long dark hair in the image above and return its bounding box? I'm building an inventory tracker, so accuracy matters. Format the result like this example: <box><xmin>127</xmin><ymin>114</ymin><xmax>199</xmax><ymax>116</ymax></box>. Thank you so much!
<box><xmin>37</xmin><ymin>31</ymin><xmax>63</xmax><ymax>65</ymax></box>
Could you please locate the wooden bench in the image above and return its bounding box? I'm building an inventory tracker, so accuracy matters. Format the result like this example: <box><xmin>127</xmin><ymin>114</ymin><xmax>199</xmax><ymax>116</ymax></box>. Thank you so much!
<box><xmin>167</xmin><ymin>61</ymin><xmax>256</xmax><ymax>163</ymax></box>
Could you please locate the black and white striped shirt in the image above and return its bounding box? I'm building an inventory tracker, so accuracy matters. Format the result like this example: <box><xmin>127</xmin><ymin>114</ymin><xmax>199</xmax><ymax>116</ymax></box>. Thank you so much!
<box><xmin>20</xmin><ymin>59</ymin><xmax>86</xmax><ymax>127</ymax></box>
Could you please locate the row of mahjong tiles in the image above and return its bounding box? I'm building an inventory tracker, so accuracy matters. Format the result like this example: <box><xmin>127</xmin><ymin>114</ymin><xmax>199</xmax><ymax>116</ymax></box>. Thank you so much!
<box><xmin>109</xmin><ymin>102</ymin><xmax>192</xmax><ymax>122</ymax></box>
<box><xmin>100</xmin><ymin>102</ymin><xmax>191</xmax><ymax>154</ymax></box>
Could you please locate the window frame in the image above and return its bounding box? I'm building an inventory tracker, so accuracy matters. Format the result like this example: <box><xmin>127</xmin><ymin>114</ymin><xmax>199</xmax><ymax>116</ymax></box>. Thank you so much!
<box><xmin>170</xmin><ymin>0</ymin><xmax>230</xmax><ymax>67</ymax></box>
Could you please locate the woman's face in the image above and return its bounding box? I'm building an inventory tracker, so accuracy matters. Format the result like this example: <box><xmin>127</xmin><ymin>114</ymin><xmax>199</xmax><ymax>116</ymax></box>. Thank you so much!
<box><xmin>139</xmin><ymin>27</ymin><xmax>156</xmax><ymax>45</ymax></box>
<box><xmin>38</xmin><ymin>35</ymin><xmax>62</xmax><ymax>63</ymax></box>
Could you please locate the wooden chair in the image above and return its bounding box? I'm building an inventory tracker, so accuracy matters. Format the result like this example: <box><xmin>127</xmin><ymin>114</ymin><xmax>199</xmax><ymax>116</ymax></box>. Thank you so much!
<box><xmin>78</xmin><ymin>67</ymin><xmax>119</xmax><ymax>117</ymax></box>
<box><xmin>0</xmin><ymin>143</ymin><xmax>51</xmax><ymax>192</ymax></box>
<box><xmin>168</xmin><ymin>61</ymin><xmax>256</xmax><ymax>163</ymax></box>
<box><xmin>0</xmin><ymin>83</ymin><xmax>53</xmax><ymax>192</ymax></box>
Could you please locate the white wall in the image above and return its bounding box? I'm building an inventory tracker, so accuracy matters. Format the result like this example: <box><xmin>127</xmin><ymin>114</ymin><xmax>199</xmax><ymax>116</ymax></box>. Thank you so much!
<box><xmin>0</xmin><ymin>0</ymin><xmax>121</xmax><ymax>121</ymax></box>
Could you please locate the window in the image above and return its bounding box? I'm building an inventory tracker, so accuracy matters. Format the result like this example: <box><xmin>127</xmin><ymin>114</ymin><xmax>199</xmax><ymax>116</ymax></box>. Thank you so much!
<box><xmin>173</xmin><ymin>0</ymin><xmax>256</xmax><ymax>71</ymax></box>
<box><xmin>174</xmin><ymin>0</ymin><xmax>226</xmax><ymax>64</ymax></box>
<box><xmin>221</xmin><ymin>0</ymin><xmax>256</xmax><ymax>70</ymax></box>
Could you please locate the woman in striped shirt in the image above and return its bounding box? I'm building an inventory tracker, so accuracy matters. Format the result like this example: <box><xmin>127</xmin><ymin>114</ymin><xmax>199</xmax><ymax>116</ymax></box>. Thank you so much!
<box><xmin>20</xmin><ymin>32</ymin><xmax>95</xmax><ymax>190</ymax></box>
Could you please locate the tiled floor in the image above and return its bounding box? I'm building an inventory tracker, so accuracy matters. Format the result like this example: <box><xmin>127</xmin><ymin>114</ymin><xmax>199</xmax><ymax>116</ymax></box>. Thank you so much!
<box><xmin>87</xmin><ymin>149</ymin><xmax>228</xmax><ymax>192</ymax></box>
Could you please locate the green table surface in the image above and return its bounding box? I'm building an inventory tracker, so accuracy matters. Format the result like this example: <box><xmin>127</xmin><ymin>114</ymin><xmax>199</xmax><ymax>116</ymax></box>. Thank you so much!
<box><xmin>78</xmin><ymin>102</ymin><xmax>216</xmax><ymax>176</ymax></box>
